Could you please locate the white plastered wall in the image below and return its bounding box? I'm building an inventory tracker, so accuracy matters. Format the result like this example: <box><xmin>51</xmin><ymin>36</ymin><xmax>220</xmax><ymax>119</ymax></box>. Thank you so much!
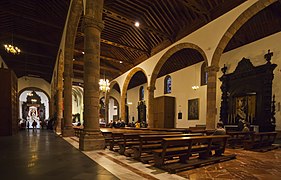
<box><xmin>217</xmin><ymin>32</ymin><xmax>281</xmax><ymax>131</ymax></box>
<box><xmin>18</xmin><ymin>76</ymin><xmax>51</xmax><ymax>98</ymax></box>
<box><xmin>127</xmin><ymin>84</ymin><xmax>148</xmax><ymax>123</ymax></box>
<box><xmin>125</xmin><ymin>62</ymin><xmax>207</xmax><ymax>127</ymax></box>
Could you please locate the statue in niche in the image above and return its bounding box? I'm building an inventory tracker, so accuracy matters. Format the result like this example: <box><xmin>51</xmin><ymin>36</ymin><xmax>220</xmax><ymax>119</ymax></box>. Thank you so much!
<box><xmin>27</xmin><ymin>106</ymin><xmax>40</xmax><ymax>129</ymax></box>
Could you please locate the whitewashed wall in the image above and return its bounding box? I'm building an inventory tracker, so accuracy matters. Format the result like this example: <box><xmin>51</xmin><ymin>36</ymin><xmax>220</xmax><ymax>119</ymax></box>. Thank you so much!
<box><xmin>127</xmin><ymin>83</ymin><xmax>148</xmax><ymax>123</ymax></box>
<box><xmin>124</xmin><ymin>62</ymin><xmax>207</xmax><ymax>127</ymax></box>
<box><xmin>18</xmin><ymin>76</ymin><xmax>51</xmax><ymax>97</ymax></box>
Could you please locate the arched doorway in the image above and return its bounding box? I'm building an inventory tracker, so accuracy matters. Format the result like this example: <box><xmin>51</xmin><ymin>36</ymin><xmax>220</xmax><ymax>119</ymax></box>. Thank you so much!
<box><xmin>19</xmin><ymin>89</ymin><xmax>50</xmax><ymax>129</ymax></box>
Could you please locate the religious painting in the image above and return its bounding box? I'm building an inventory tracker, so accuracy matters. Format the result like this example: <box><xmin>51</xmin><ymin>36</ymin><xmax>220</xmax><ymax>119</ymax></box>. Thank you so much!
<box><xmin>235</xmin><ymin>94</ymin><xmax>256</xmax><ymax>124</ymax></box>
<box><xmin>188</xmin><ymin>98</ymin><xmax>199</xmax><ymax>120</ymax></box>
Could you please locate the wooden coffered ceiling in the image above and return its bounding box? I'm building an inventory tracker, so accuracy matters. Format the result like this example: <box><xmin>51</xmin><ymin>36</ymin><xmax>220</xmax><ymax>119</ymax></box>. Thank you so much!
<box><xmin>1</xmin><ymin>0</ymin><xmax>281</xmax><ymax>87</ymax></box>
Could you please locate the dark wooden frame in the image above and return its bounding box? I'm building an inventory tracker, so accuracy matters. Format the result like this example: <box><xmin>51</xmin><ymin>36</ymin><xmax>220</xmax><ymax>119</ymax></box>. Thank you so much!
<box><xmin>219</xmin><ymin>55</ymin><xmax>276</xmax><ymax>132</ymax></box>
<box><xmin>188</xmin><ymin>98</ymin><xmax>199</xmax><ymax>120</ymax></box>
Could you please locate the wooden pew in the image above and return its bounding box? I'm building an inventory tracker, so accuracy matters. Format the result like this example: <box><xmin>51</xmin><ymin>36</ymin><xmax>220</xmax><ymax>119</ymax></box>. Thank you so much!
<box><xmin>133</xmin><ymin>133</ymin><xmax>204</xmax><ymax>161</ymax></box>
<box><xmin>227</xmin><ymin>131</ymin><xmax>255</xmax><ymax>148</ymax></box>
<box><xmin>243</xmin><ymin>132</ymin><xmax>277</xmax><ymax>151</ymax></box>
<box><xmin>152</xmin><ymin>135</ymin><xmax>230</xmax><ymax>168</ymax></box>
<box><xmin>118</xmin><ymin>131</ymin><xmax>181</xmax><ymax>155</ymax></box>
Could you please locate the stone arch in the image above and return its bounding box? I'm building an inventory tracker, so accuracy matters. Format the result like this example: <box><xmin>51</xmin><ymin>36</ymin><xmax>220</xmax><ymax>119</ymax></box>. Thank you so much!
<box><xmin>206</xmin><ymin>0</ymin><xmax>277</xmax><ymax>130</ymax></box>
<box><xmin>120</xmin><ymin>67</ymin><xmax>148</xmax><ymax>121</ymax></box>
<box><xmin>109</xmin><ymin>80</ymin><xmax>121</xmax><ymax>92</ymax></box>
<box><xmin>147</xmin><ymin>43</ymin><xmax>208</xmax><ymax>128</ymax></box>
<box><xmin>19</xmin><ymin>87</ymin><xmax>50</xmax><ymax>102</ymax></box>
<box><xmin>19</xmin><ymin>87</ymin><xmax>51</xmax><ymax>122</ymax></box>
<box><xmin>63</xmin><ymin>0</ymin><xmax>83</xmax><ymax>136</ymax></box>
<box><xmin>150</xmin><ymin>43</ymin><xmax>208</xmax><ymax>88</ymax></box>
<box><xmin>211</xmin><ymin>0</ymin><xmax>277</xmax><ymax>67</ymax></box>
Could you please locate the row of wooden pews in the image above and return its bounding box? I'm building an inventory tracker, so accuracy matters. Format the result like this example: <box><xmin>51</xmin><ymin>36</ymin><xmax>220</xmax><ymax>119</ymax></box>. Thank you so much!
<box><xmin>227</xmin><ymin>131</ymin><xmax>277</xmax><ymax>151</ymax></box>
<box><xmin>100</xmin><ymin>128</ymin><xmax>235</xmax><ymax>173</ymax></box>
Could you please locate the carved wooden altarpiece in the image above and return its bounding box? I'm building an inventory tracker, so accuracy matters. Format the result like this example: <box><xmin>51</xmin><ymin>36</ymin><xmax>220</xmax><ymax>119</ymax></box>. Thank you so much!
<box><xmin>219</xmin><ymin>50</ymin><xmax>276</xmax><ymax>132</ymax></box>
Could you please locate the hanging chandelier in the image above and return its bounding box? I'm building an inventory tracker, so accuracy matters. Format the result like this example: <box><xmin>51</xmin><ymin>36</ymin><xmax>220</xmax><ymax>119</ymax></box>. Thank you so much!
<box><xmin>4</xmin><ymin>44</ymin><xmax>21</xmax><ymax>55</ymax></box>
<box><xmin>99</xmin><ymin>78</ymin><xmax>110</xmax><ymax>92</ymax></box>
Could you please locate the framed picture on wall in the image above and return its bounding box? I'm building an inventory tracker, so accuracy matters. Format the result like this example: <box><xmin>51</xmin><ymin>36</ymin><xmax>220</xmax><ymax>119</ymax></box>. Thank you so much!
<box><xmin>188</xmin><ymin>98</ymin><xmax>199</xmax><ymax>120</ymax></box>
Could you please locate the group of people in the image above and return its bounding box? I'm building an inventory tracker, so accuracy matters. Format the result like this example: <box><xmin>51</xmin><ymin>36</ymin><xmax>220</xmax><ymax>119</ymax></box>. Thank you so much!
<box><xmin>107</xmin><ymin>120</ymin><xmax>147</xmax><ymax>128</ymax></box>
<box><xmin>108</xmin><ymin>120</ymin><xmax>126</xmax><ymax>128</ymax></box>
<box><xmin>213</xmin><ymin>119</ymin><xmax>250</xmax><ymax>135</ymax></box>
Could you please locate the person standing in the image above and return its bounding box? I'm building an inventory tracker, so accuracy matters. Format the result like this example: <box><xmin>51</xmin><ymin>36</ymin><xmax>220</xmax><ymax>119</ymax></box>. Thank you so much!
<box><xmin>32</xmin><ymin>121</ymin><xmax>37</xmax><ymax>131</ymax></box>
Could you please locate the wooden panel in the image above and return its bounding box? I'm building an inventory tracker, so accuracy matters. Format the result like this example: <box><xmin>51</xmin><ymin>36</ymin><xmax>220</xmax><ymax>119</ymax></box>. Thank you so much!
<box><xmin>154</xmin><ymin>96</ymin><xmax>175</xmax><ymax>128</ymax></box>
<box><xmin>0</xmin><ymin>68</ymin><xmax>18</xmax><ymax>136</ymax></box>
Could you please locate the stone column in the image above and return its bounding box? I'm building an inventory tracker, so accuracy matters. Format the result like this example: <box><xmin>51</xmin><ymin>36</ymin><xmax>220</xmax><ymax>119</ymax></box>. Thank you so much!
<box><xmin>206</xmin><ymin>65</ymin><xmax>219</xmax><ymax>130</ymax></box>
<box><xmin>79</xmin><ymin>0</ymin><xmax>105</xmax><ymax>151</ymax></box>
<box><xmin>147</xmin><ymin>86</ymin><xmax>155</xmax><ymax>128</ymax></box>
<box><xmin>120</xmin><ymin>94</ymin><xmax>126</xmax><ymax>121</ymax></box>
<box><xmin>62</xmin><ymin>68</ymin><xmax>74</xmax><ymax>136</ymax></box>
<box><xmin>104</xmin><ymin>92</ymin><xmax>109</xmax><ymax>124</ymax></box>
<box><xmin>56</xmin><ymin>53</ymin><xmax>64</xmax><ymax>134</ymax></box>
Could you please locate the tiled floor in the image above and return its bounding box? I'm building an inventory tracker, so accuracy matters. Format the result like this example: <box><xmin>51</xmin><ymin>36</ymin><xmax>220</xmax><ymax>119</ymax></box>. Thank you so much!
<box><xmin>66</xmin><ymin>137</ymin><xmax>281</xmax><ymax>180</ymax></box>
<box><xmin>0</xmin><ymin>130</ymin><xmax>118</xmax><ymax>180</ymax></box>
<box><xmin>1</xmin><ymin>130</ymin><xmax>281</xmax><ymax>180</ymax></box>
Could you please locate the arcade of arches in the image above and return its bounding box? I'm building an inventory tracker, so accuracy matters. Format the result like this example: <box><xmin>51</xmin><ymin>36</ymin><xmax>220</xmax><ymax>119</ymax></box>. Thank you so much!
<box><xmin>1</xmin><ymin>0</ymin><xmax>281</xmax><ymax>179</ymax></box>
<box><xmin>54</xmin><ymin>0</ymin><xmax>281</xmax><ymax>151</ymax></box>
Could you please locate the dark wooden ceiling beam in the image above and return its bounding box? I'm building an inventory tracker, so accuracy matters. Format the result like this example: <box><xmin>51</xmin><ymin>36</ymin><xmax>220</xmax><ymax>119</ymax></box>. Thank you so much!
<box><xmin>182</xmin><ymin>0</ymin><xmax>211</xmax><ymax>22</ymax></box>
<box><xmin>73</xmin><ymin>60</ymin><xmax>122</xmax><ymax>74</ymax></box>
<box><xmin>3</xmin><ymin>10</ymin><xmax>61</xmax><ymax>29</ymax></box>
<box><xmin>22</xmin><ymin>51</ymin><xmax>54</xmax><ymax>59</ymax></box>
<box><xmin>103</xmin><ymin>8</ymin><xmax>170</xmax><ymax>39</ymax></box>
<box><xmin>73</xmin><ymin>69</ymin><xmax>115</xmax><ymax>79</ymax></box>
<box><xmin>76</xmin><ymin>32</ymin><xmax>148</xmax><ymax>54</ymax></box>
<box><xmin>101</xmin><ymin>39</ymin><xmax>149</xmax><ymax>54</ymax></box>
<box><xmin>74</xmin><ymin>49</ymin><xmax>133</xmax><ymax>64</ymax></box>
<box><xmin>2</xmin><ymin>32</ymin><xmax>58</xmax><ymax>47</ymax></box>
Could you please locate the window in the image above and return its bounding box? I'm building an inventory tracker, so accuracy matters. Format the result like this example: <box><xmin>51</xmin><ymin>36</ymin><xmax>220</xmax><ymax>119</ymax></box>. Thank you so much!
<box><xmin>201</xmin><ymin>62</ymin><xmax>208</xmax><ymax>86</ymax></box>
<box><xmin>139</xmin><ymin>86</ymin><xmax>144</xmax><ymax>101</ymax></box>
<box><xmin>164</xmin><ymin>75</ymin><xmax>171</xmax><ymax>94</ymax></box>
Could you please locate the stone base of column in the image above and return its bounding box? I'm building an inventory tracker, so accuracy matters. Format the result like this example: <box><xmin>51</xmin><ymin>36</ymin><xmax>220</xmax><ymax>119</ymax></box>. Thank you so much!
<box><xmin>62</xmin><ymin>126</ymin><xmax>74</xmax><ymax>137</ymax></box>
<box><xmin>55</xmin><ymin>118</ymin><xmax>62</xmax><ymax>134</ymax></box>
<box><xmin>79</xmin><ymin>130</ymin><xmax>105</xmax><ymax>151</ymax></box>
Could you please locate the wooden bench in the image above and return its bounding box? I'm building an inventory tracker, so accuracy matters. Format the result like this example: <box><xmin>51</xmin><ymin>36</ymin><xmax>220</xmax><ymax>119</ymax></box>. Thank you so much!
<box><xmin>133</xmin><ymin>133</ymin><xmax>203</xmax><ymax>161</ymax></box>
<box><xmin>152</xmin><ymin>135</ymin><xmax>230</xmax><ymax>167</ymax></box>
<box><xmin>243</xmin><ymin>132</ymin><xmax>277</xmax><ymax>150</ymax></box>
<box><xmin>227</xmin><ymin>131</ymin><xmax>255</xmax><ymax>148</ymax></box>
<box><xmin>73</xmin><ymin>127</ymin><xmax>83</xmax><ymax>138</ymax></box>
<box><xmin>118</xmin><ymin>131</ymin><xmax>182</xmax><ymax>155</ymax></box>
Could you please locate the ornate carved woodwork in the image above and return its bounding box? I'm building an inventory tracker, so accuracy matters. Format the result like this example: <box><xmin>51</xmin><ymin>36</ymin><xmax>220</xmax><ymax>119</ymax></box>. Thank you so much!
<box><xmin>220</xmin><ymin>51</ymin><xmax>276</xmax><ymax>132</ymax></box>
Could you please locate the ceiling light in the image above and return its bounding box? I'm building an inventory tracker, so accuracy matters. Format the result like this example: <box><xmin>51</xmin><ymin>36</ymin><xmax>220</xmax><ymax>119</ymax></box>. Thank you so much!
<box><xmin>134</xmin><ymin>21</ymin><xmax>140</xmax><ymax>27</ymax></box>
<box><xmin>82</xmin><ymin>51</ymin><xmax>85</xmax><ymax>54</ymax></box>
<box><xmin>119</xmin><ymin>61</ymin><xmax>123</xmax><ymax>64</ymax></box>
<box><xmin>4</xmin><ymin>44</ymin><xmax>21</xmax><ymax>55</ymax></box>
<box><xmin>99</xmin><ymin>78</ymin><xmax>110</xmax><ymax>92</ymax></box>
<box><xmin>73</xmin><ymin>58</ymin><xmax>75</xmax><ymax>61</ymax></box>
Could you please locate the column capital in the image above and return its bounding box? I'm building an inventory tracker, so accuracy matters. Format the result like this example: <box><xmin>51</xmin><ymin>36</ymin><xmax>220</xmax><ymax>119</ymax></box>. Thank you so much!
<box><xmin>147</xmin><ymin>86</ymin><xmax>156</xmax><ymax>92</ymax></box>
<box><xmin>205</xmin><ymin>65</ymin><xmax>220</xmax><ymax>73</ymax></box>
<box><xmin>83</xmin><ymin>15</ymin><xmax>104</xmax><ymax>32</ymax></box>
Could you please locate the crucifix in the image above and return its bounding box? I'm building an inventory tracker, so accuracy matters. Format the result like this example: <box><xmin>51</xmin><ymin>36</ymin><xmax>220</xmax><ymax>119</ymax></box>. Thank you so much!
<box><xmin>264</xmin><ymin>49</ymin><xmax>273</xmax><ymax>64</ymax></box>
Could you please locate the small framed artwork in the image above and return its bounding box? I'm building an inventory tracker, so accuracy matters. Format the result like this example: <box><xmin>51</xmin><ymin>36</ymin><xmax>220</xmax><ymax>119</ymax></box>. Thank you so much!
<box><xmin>188</xmin><ymin>98</ymin><xmax>199</xmax><ymax>120</ymax></box>
<box><xmin>178</xmin><ymin>112</ymin><xmax>182</xmax><ymax>119</ymax></box>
